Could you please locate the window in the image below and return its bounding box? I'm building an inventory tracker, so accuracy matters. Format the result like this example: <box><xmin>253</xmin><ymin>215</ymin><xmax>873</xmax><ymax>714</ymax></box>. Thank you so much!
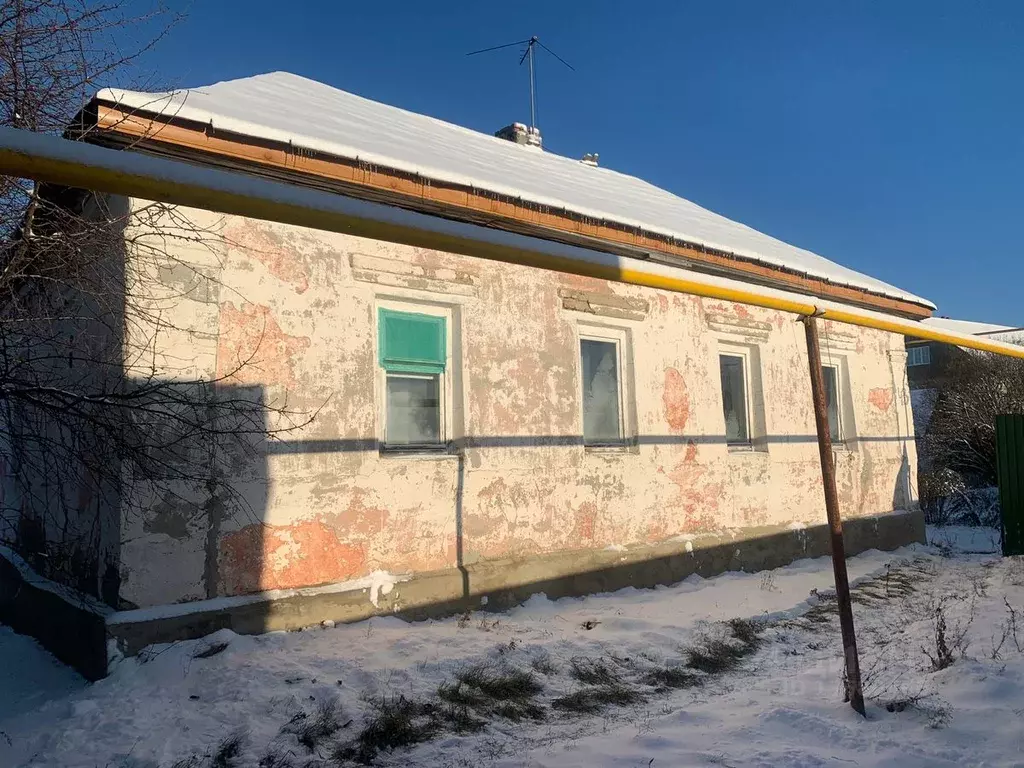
<box><xmin>719</xmin><ymin>353</ymin><xmax>750</xmax><ymax>445</ymax></box>
<box><xmin>907</xmin><ymin>345</ymin><xmax>931</xmax><ymax>367</ymax></box>
<box><xmin>378</xmin><ymin>307</ymin><xmax>447</xmax><ymax>448</ymax></box>
<box><xmin>822</xmin><ymin>364</ymin><xmax>842</xmax><ymax>443</ymax></box>
<box><xmin>580</xmin><ymin>333</ymin><xmax>626</xmax><ymax>445</ymax></box>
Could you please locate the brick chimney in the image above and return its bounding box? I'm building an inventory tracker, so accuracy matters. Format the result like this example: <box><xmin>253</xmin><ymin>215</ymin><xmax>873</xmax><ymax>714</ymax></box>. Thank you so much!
<box><xmin>495</xmin><ymin>122</ymin><xmax>542</xmax><ymax>149</ymax></box>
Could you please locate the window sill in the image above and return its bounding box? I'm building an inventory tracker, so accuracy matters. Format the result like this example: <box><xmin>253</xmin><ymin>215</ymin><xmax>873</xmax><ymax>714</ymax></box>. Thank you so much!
<box><xmin>379</xmin><ymin>444</ymin><xmax>461</xmax><ymax>460</ymax></box>
<box><xmin>727</xmin><ymin>443</ymin><xmax>769</xmax><ymax>456</ymax></box>
<box><xmin>585</xmin><ymin>442</ymin><xmax>638</xmax><ymax>456</ymax></box>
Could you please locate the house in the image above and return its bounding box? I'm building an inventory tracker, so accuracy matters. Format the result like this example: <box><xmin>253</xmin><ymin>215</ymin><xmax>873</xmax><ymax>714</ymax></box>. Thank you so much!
<box><xmin>3</xmin><ymin>72</ymin><xmax>934</xmax><ymax>672</ymax></box>
<box><xmin>906</xmin><ymin>317</ymin><xmax>1024</xmax><ymax>391</ymax></box>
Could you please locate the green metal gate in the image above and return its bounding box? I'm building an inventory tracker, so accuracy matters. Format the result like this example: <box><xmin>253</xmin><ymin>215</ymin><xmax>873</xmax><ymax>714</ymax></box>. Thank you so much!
<box><xmin>997</xmin><ymin>414</ymin><xmax>1024</xmax><ymax>556</ymax></box>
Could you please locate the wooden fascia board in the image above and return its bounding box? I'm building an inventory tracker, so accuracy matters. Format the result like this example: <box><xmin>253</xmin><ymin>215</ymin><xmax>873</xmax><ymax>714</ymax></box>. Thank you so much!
<box><xmin>92</xmin><ymin>102</ymin><xmax>932</xmax><ymax>319</ymax></box>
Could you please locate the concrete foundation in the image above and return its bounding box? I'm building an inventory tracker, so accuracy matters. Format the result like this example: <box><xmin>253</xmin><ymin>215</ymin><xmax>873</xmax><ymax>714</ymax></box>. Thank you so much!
<box><xmin>108</xmin><ymin>509</ymin><xmax>924</xmax><ymax>658</ymax></box>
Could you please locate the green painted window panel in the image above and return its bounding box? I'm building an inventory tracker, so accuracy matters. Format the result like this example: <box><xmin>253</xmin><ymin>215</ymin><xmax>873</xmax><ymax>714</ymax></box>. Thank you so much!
<box><xmin>378</xmin><ymin>308</ymin><xmax>446</xmax><ymax>374</ymax></box>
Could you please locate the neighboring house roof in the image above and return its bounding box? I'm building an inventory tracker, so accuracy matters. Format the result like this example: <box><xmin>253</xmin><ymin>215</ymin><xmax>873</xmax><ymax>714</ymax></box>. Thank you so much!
<box><xmin>908</xmin><ymin>317</ymin><xmax>1024</xmax><ymax>349</ymax></box>
<box><xmin>95</xmin><ymin>72</ymin><xmax>932</xmax><ymax>311</ymax></box>
<box><xmin>919</xmin><ymin>317</ymin><xmax>1017</xmax><ymax>336</ymax></box>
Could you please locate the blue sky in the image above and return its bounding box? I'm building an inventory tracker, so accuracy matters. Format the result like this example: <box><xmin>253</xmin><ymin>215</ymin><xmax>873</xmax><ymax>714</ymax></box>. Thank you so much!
<box><xmin>131</xmin><ymin>1</ymin><xmax>1024</xmax><ymax>324</ymax></box>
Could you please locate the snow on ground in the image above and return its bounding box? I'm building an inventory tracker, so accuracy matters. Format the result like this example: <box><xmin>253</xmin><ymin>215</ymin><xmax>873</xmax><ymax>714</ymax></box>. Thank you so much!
<box><xmin>927</xmin><ymin>524</ymin><xmax>1002</xmax><ymax>554</ymax></box>
<box><xmin>3</xmin><ymin>528</ymin><xmax>1024</xmax><ymax>767</ymax></box>
<box><xmin>0</xmin><ymin>626</ymin><xmax>83</xmax><ymax>724</ymax></box>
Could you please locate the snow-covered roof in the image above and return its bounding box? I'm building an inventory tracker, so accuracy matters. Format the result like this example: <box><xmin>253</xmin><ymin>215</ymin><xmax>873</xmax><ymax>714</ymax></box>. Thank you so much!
<box><xmin>986</xmin><ymin>329</ymin><xmax>1024</xmax><ymax>344</ymax></box>
<box><xmin>97</xmin><ymin>72</ymin><xmax>933</xmax><ymax>309</ymax></box>
<box><xmin>919</xmin><ymin>317</ymin><xmax>1017</xmax><ymax>336</ymax></box>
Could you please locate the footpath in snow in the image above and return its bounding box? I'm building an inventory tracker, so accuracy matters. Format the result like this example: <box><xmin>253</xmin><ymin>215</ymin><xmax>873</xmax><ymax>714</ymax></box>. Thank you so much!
<box><xmin>2</xmin><ymin>525</ymin><xmax>1023</xmax><ymax>767</ymax></box>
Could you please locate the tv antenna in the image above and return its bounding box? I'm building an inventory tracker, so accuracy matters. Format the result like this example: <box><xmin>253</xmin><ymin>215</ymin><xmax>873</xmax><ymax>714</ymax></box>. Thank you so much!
<box><xmin>466</xmin><ymin>36</ymin><xmax>575</xmax><ymax>131</ymax></box>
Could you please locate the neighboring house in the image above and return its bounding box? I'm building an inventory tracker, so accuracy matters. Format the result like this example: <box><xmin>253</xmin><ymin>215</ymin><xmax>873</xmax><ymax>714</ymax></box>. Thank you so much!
<box><xmin>5</xmin><ymin>73</ymin><xmax>934</xmax><ymax>671</ymax></box>
<box><xmin>906</xmin><ymin>317</ymin><xmax>1024</xmax><ymax>391</ymax></box>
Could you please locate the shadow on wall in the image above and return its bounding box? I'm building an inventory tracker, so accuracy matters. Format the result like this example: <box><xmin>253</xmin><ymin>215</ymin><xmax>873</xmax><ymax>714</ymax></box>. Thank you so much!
<box><xmin>0</xmin><ymin>379</ymin><xmax>272</xmax><ymax>681</ymax></box>
<box><xmin>3</xmin><ymin>398</ymin><xmax>919</xmax><ymax>679</ymax></box>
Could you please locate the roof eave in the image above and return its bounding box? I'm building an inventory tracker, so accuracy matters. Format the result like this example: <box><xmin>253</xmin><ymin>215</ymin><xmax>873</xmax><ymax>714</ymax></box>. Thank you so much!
<box><xmin>85</xmin><ymin>97</ymin><xmax>934</xmax><ymax>320</ymax></box>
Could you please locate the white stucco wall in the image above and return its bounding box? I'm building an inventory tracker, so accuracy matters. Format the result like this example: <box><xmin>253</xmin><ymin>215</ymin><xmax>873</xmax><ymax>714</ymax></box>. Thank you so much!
<box><xmin>116</xmin><ymin>202</ymin><xmax>918</xmax><ymax>607</ymax></box>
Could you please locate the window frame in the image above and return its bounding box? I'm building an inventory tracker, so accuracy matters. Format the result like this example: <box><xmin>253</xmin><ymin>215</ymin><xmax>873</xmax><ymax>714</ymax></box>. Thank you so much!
<box><xmin>907</xmin><ymin>345</ymin><xmax>931</xmax><ymax>367</ymax></box>
<box><xmin>718</xmin><ymin>349</ymin><xmax>754</xmax><ymax>449</ymax></box>
<box><xmin>821</xmin><ymin>362</ymin><xmax>843</xmax><ymax>444</ymax></box>
<box><xmin>383</xmin><ymin>369</ymin><xmax>445</xmax><ymax>449</ymax></box>
<box><xmin>375</xmin><ymin>300</ymin><xmax>454</xmax><ymax>454</ymax></box>
<box><xmin>577</xmin><ymin>324</ymin><xmax>633</xmax><ymax>450</ymax></box>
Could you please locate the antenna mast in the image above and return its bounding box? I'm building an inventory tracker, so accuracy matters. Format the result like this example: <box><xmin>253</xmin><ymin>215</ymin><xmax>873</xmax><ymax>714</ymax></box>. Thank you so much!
<box><xmin>525</xmin><ymin>38</ymin><xmax>536</xmax><ymax>129</ymax></box>
<box><xmin>466</xmin><ymin>35</ymin><xmax>574</xmax><ymax>132</ymax></box>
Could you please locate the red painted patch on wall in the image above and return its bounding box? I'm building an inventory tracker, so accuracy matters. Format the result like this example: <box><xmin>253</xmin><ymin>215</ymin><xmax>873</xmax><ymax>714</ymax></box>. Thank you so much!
<box><xmin>732</xmin><ymin>303</ymin><xmax>753</xmax><ymax>320</ymax></box>
<box><xmin>219</xmin><ymin>520</ymin><xmax>367</xmax><ymax>595</ymax></box>
<box><xmin>684</xmin><ymin>439</ymin><xmax>698</xmax><ymax>463</ymax></box>
<box><xmin>224</xmin><ymin>221</ymin><xmax>309</xmax><ymax>294</ymax></box>
<box><xmin>217</xmin><ymin>302</ymin><xmax>311</xmax><ymax>387</ymax></box>
<box><xmin>868</xmin><ymin>387</ymin><xmax>894</xmax><ymax>412</ymax></box>
<box><xmin>663</xmin><ymin>367</ymin><xmax>690</xmax><ymax>432</ymax></box>
<box><xmin>572</xmin><ymin>501</ymin><xmax>597</xmax><ymax>543</ymax></box>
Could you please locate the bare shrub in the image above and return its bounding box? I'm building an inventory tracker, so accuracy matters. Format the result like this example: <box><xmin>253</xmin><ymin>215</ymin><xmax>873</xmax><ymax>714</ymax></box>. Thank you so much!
<box><xmin>0</xmin><ymin>1</ymin><xmax>315</xmax><ymax>605</ymax></box>
<box><xmin>922</xmin><ymin>601</ymin><xmax>971</xmax><ymax>671</ymax></box>
<box><xmin>919</xmin><ymin>351</ymin><xmax>1024</xmax><ymax>525</ymax></box>
<box><xmin>993</xmin><ymin>598</ymin><xmax>1023</xmax><ymax>660</ymax></box>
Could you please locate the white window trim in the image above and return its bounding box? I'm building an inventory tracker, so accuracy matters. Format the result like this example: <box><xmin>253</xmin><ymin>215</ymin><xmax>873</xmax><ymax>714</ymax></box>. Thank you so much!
<box><xmin>577</xmin><ymin>324</ymin><xmax>634</xmax><ymax>450</ymax></box>
<box><xmin>375</xmin><ymin>298</ymin><xmax>456</xmax><ymax>454</ymax></box>
<box><xmin>718</xmin><ymin>347</ymin><xmax>755</xmax><ymax>450</ymax></box>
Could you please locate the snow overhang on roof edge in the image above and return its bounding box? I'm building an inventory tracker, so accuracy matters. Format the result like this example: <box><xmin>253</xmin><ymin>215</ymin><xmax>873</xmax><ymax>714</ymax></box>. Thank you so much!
<box><xmin>93</xmin><ymin>74</ymin><xmax>936</xmax><ymax>312</ymax></box>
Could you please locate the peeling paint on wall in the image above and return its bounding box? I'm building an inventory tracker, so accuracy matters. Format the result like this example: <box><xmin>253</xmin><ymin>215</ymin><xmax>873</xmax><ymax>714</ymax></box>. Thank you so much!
<box><xmin>868</xmin><ymin>387</ymin><xmax>894</xmax><ymax>412</ymax></box>
<box><xmin>119</xmin><ymin>205</ymin><xmax>919</xmax><ymax>608</ymax></box>
<box><xmin>216</xmin><ymin>301</ymin><xmax>311</xmax><ymax>387</ymax></box>
<box><xmin>225</xmin><ymin>220</ymin><xmax>310</xmax><ymax>293</ymax></box>
<box><xmin>219</xmin><ymin>520</ymin><xmax>367</xmax><ymax>594</ymax></box>
<box><xmin>663</xmin><ymin>367</ymin><xmax>691</xmax><ymax>432</ymax></box>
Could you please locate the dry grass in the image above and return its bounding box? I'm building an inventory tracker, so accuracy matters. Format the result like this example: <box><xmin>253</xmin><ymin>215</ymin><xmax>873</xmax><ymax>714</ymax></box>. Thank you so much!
<box><xmin>192</xmin><ymin>640</ymin><xmax>230</xmax><ymax>660</ymax></box>
<box><xmin>568</xmin><ymin>657</ymin><xmax>621</xmax><ymax>686</ymax></box>
<box><xmin>335</xmin><ymin>695</ymin><xmax>440</xmax><ymax>765</ymax></box>
<box><xmin>437</xmin><ymin>663</ymin><xmax>545</xmax><ymax>724</ymax></box>
<box><xmin>282</xmin><ymin>698</ymin><xmax>346</xmax><ymax>752</ymax></box>
<box><xmin>642</xmin><ymin>666</ymin><xmax>702</xmax><ymax>691</ymax></box>
<box><xmin>551</xmin><ymin>685</ymin><xmax>644</xmax><ymax>714</ymax></box>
